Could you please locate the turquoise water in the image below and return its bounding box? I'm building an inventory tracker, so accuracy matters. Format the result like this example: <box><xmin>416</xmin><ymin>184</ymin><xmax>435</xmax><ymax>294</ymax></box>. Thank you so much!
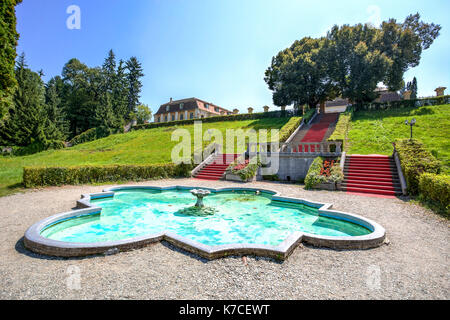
<box><xmin>41</xmin><ymin>189</ymin><xmax>371</xmax><ymax>246</ymax></box>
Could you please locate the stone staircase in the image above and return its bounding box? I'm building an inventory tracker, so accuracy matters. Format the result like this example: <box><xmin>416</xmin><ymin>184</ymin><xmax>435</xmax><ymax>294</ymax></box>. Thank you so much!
<box><xmin>193</xmin><ymin>154</ymin><xmax>239</xmax><ymax>181</ymax></box>
<box><xmin>341</xmin><ymin>155</ymin><xmax>402</xmax><ymax>196</ymax></box>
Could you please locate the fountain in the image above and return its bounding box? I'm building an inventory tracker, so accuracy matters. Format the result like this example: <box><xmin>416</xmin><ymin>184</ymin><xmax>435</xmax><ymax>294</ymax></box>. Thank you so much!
<box><xmin>191</xmin><ymin>189</ymin><xmax>210</xmax><ymax>208</ymax></box>
<box><xmin>177</xmin><ymin>189</ymin><xmax>217</xmax><ymax>216</ymax></box>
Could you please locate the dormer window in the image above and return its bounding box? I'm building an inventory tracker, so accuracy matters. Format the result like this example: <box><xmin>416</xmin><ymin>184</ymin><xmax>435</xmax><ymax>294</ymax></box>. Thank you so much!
<box><xmin>205</xmin><ymin>103</ymin><xmax>209</xmax><ymax>109</ymax></box>
<box><xmin>166</xmin><ymin>105</ymin><xmax>170</xmax><ymax>112</ymax></box>
<box><xmin>180</xmin><ymin>103</ymin><xmax>184</xmax><ymax>110</ymax></box>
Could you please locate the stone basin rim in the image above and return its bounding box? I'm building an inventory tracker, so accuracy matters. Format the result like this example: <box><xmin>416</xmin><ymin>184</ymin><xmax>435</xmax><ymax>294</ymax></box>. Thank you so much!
<box><xmin>23</xmin><ymin>185</ymin><xmax>386</xmax><ymax>260</ymax></box>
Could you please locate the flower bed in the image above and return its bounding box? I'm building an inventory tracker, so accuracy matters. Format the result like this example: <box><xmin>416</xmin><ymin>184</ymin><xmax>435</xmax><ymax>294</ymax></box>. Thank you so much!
<box><xmin>226</xmin><ymin>157</ymin><xmax>261</xmax><ymax>182</ymax></box>
<box><xmin>305</xmin><ymin>157</ymin><xmax>343</xmax><ymax>190</ymax></box>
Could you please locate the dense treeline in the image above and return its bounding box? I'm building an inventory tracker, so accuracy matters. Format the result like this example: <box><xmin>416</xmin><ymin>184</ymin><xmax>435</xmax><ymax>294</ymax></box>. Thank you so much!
<box><xmin>0</xmin><ymin>50</ymin><xmax>145</xmax><ymax>153</ymax></box>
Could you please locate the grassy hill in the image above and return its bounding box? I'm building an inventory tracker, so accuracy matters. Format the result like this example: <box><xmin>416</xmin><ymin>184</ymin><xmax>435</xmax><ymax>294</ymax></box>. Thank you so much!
<box><xmin>346</xmin><ymin>104</ymin><xmax>450</xmax><ymax>173</ymax></box>
<box><xmin>0</xmin><ymin>117</ymin><xmax>294</xmax><ymax>196</ymax></box>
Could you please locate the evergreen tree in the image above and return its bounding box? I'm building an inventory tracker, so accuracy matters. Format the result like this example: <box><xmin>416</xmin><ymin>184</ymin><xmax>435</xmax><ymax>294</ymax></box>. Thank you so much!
<box><xmin>45</xmin><ymin>77</ymin><xmax>69</xmax><ymax>140</ymax></box>
<box><xmin>0</xmin><ymin>53</ymin><xmax>47</xmax><ymax>146</ymax></box>
<box><xmin>410</xmin><ymin>77</ymin><xmax>418</xmax><ymax>99</ymax></box>
<box><xmin>0</xmin><ymin>0</ymin><xmax>22</xmax><ymax>124</ymax></box>
<box><xmin>113</xmin><ymin>59</ymin><xmax>129</xmax><ymax>120</ymax></box>
<box><xmin>125</xmin><ymin>57</ymin><xmax>144</xmax><ymax>118</ymax></box>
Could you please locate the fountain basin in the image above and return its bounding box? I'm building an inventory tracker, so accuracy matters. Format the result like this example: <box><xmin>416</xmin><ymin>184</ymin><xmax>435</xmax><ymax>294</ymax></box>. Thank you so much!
<box><xmin>24</xmin><ymin>186</ymin><xmax>386</xmax><ymax>260</ymax></box>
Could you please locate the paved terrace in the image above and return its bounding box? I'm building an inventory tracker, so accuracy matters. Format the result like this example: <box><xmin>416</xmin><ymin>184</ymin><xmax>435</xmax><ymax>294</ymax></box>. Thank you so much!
<box><xmin>0</xmin><ymin>179</ymin><xmax>448</xmax><ymax>299</ymax></box>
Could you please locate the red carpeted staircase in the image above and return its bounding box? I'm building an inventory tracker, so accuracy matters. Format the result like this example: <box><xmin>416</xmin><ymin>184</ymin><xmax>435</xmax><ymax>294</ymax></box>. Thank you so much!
<box><xmin>341</xmin><ymin>155</ymin><xmax>402</xmax><ymax>196</ymax></box>
<box><xmin>296</xmin><ymin>113</ymin><xmax>339</xmax><ymax>152</ymax></box>
<box><xmin>193</xmin><ymin>154</ymin><xmax>239</xmax><ymax>181</ymax></box>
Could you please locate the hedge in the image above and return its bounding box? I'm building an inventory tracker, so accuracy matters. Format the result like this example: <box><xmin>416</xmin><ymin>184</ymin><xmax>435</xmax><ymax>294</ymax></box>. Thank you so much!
<box><xmin>23</xmin><ymin>163</ymin><xmax>193</xmax><ymax>188</ymax></box>
<box><xmin>395</xmin><ymin>139</ymin><xmax>441</xmax><ymax>195</ymax></box>
<box><xmin>418</xmin><ymin>173</ymin><xmax>450</xmax><ymax>216</ymax></box>
<box><xmin>304</xmin><ymin>157</ymin><xmax>327</xmax><ymax>189</ymax></box>
<box><xmin>356</xmin><ymin>95</ymin><xmax>450</xmax><ymax>111</ymax></box>
<box><xmin>304</xmin><ymin>157</ymin><xmax>343</xmax><ymax>189</ymax></box>
<box><xmin>69</xmin><ymin>127</ymin><xmax>106</xmax><ymax>146</ymax></box>
<box><xmin>327</xmin><ymin>110</ymin><xmax>353</xmax><ymax>151</ymax></box>
<box><xmin>279</xmin><ymin>116</ymin><xmax>303</xmax><ymax>142</ymax></box>
<box><xmin>229</xmin><ymin>157</ymin><xmax>261</xmax><ymax>181</ymax></box>
<box><xmin>132</xmin><ymin>109</ymin><xmax>302</xmax><ymax>131</ymax></box>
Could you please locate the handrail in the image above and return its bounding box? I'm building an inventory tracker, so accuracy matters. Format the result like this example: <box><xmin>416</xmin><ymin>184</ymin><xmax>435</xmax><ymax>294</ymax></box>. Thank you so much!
<box><xmin>392</xmin><ymin>142</ymin><xmax>408</xmax><ymax>195</ymax></box>
<box><xmin>191</xmin><ymin>143</ymin><xmax>222</xmax><ymax>176</ymax></box>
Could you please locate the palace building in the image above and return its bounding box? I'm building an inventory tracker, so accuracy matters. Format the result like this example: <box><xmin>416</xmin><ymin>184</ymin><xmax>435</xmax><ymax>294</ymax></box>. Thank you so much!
<box><xmin>154</xmin><ymin>97</ymin><xmax>233</xmax><ymax>123</ymax></box>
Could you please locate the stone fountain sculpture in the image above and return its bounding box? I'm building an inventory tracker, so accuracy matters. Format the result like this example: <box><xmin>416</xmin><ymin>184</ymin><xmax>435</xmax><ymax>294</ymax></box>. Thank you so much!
<box><xmin>191</xmin><ymin>189</ymin><xmax>210</xmax><ymax>208</ymax></box>
<box><xmin>177</xmin><ymin>189</ymin><xmax>217</xmax><ymax>216</ymax></box>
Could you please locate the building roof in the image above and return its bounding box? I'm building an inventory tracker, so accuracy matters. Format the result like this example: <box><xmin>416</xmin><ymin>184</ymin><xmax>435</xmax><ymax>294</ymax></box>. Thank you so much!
<box><xmin>325</xmin><ymin>98</ymin><xmax>349</xmax><ymax>107</ymax></box>
<box><xmin>154</xmin><ymin>97</ymin><xmax>232</xmax><ymax>115</ymax></box>
<box><xmin>378</xmin><ymin>91</ymin><xmax>401</xmax><ymax>103</ymax></box>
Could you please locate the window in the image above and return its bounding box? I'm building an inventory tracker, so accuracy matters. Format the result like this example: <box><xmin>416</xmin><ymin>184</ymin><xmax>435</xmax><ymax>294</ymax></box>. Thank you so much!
<box><xmin>180</xmin><ymin>114</ymin><xmax>184</xmax><ymax>120</ymax></box>
<box><xmin>172</xmin><ymin>115</ymin><xmax>175</xmax><ymax>121</ymax></box>
<box><xmin>157</xmin><ymin>117</ymin><xmax>160</xmax><ymax>123</ymax></box>
<box><xmin>205</xmin><ymin>103</ymin><xmax>209</xmax><ymax>109</ymax></box>
<box><xmin>166</xmin><ymin>105</ymin><xmax>170</xmax><ymax>112</ymax></box>
<box><xmin>190</xmin><ymin>113</ymin><xmax>194</xmax><ymax>119</ymax></box>
<box><xmin>164</xmin><ymin>115</ymin><xmax>168</xmax><ymax>122</ymax></box>
<box><xmin>180</xmin><ymin>103</ymin><xmax>184</xmax><ymax>110</ymax></box>
<box><xmin>215</xmin><ymin>107</ymin><xmax>220</xmax><ymax>112</ymax></box>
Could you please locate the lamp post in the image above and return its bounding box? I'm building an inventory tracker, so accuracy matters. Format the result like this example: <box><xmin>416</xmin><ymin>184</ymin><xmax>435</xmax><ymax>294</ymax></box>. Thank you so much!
<box><xmin>405</xmin><ymin>118</ymin><xmax>416</xmax><ymax>140</ymax></box>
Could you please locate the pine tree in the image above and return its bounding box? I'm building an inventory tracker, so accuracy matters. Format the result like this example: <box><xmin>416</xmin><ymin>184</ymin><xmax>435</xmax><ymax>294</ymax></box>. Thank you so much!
<box><xmin>0</xmin><ymin>0</ymin><xmax>22</xmax><ymax>124</ymax></box>
<box><xmin>45</xmin><ymin>77</ymin><xmax>69</xmax><ymax>140</ymax></box>
<box><xmin>411</xmin><ymin>77</ymin><xmax>418</xmax><ymax>99</ymax></box>
<box><xmin>125</xmin><ymin>57</ymin><xmax>144</xmax><ymax>119</ymax></box>
<box><xmin>113</xmin><ymin>59</ymin><xmax>129</xmax><ymax>120</ymax></box>
<box><xmin>0</xmin><ymin>53</ymin><xmax>47</xmax><ymax>146</ymax></box>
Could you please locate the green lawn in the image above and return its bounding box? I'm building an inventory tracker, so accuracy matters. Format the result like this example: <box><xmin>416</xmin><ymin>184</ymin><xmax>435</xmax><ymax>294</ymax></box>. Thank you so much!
<box><xmin>347</xmin><ymin>104</ymin><xmax>450</xmax><ymax>173</ymax></box>
<box><xmin>0</xmin><ymin>118</ymin><xmax>291</xmax><ymax>197</ymax></box>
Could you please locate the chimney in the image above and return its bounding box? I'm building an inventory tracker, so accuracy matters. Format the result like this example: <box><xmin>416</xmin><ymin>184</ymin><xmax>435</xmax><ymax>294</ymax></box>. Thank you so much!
<box><xmin>435</xmin><ymin>87</ymin><xmax>446</xmax><ymax>97</ymax></box>
<box><xmin>170</xmin><ymin>97</ymin><xmax>173</xmax><ymax>103</ymax></box>
<box><xmin>403</xmin><ymin>90</ymin><xmax>412</xmax><ymax>100</ymax></box>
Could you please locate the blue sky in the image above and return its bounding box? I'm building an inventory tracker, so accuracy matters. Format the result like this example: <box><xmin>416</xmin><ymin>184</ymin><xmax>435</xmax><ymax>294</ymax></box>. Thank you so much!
<box><xmin>16</xmin><ymin>0</ymin><xmax>450</xmax><ymax>114</ymax></box>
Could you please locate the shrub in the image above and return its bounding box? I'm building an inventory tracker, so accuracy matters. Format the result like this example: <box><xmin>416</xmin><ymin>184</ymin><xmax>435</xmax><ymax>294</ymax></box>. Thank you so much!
<box><xmin>328</xmin><ymin>110</ymin><xmax>353</xmax><ymax>151</ymax></box>
<box><xmin>279</xmin><ymin>116</ymin><xmax>302</xmax><ymax>142</ymax></box>
<box><xmin>418</xmin><ymin>173</ymin><xmax>450</xmax><ymax>216</ymax></box>
<box><xmin>23</xmin><ymin>163</ymin><xmax>193</xmax><ymax>188</ymax></box>
<box><xmin>356</xmin><ymin>95</ymin><xmax>450</xmax><ymax>111</ymax></box>
<box><xmin>229</xmin><ymin>156</ymin><xmax>261</xmax><ymax>181</ymax></box>
<box><xmin>69</xmin><ymin>128</ymin><xmax>100</xmax><ymax>146</ymax></box>
<box><xmin>304</xmin><ymin>157</ymin><xmax>327</xmax><ymax>189</ymax></box>
<box><xmin>305</xmin><ymin>157</ymin><xmax>343</xmax><ymax>189</ymax></box>
<box><xmin>302</xmin><ymin>108</ymin><xmax>316</xmax><ymax>124</ymax></box>
<box><xmin>396</xmin><ymin>139</ymin><xmax>441</xmax><ymax>195</ymax></box>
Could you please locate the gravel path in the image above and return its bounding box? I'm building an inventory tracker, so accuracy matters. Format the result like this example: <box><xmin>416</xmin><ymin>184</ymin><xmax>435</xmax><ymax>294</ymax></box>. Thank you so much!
<box><xmin>0</xmin><ymin>179</ymin><xmax>448</xmax><ymax>299</ymax></box>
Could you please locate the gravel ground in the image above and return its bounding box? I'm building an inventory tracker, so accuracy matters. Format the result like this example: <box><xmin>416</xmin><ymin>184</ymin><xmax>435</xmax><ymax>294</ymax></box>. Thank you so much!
<box><xmin>0</xmin><ymin>179</ymin><xmax>448</xmax><ymax>300</ymax></box>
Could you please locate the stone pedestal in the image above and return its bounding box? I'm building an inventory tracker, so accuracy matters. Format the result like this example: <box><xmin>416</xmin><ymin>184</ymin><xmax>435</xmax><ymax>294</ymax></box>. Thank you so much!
<box><xmin>403</xmin><ymin>90</ymin><xmax>412</xmax><ymax>100</ymax></box>
<box><xmin>248</xmin><ymin>107</ymin><xmax>254</xmax><ymax>114</ymax></box>
<box><xmin>263</xmin><ymin>106</ymin><xmax>269</xmax><ymax>112</ymax></box>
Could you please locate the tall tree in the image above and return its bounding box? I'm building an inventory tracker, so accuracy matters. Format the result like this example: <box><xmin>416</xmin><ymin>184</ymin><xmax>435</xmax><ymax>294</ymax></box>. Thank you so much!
<box><xmin>125</xmin><ymin>57</ymin><xmax>144</xmax><ymax>118</ymax></box>
<box><xmin>45</xmin><ymin>76</ymin><xmax>69</xmax><ymax>140</ymax></box>
<box><xmin>326</xmin><ymin>24</ymin><xmax>392</xmax><ymax>103</ymax></box>
<box><xmin>0</xmin><ymin>0</ymin><xmax>22</xmax><ymax>124</ymax></box>
<box><xmin>410</xmin><ymin>77</ymin><xmax>418</xmax><ymax>99</ymax></box>
<box><xmin>265</xmin><ymin>37</ymin><xmax>337</xmax><ymax>108</ymax></box>
<box><xmin>0</xmin><ymin>53</ymin><xmax>47</xmax><ymax>146</ymax></box>
<box><xmin>62</xmin><ymin>58</ymin><xmax>99</xmax><ymax>137</ymax></box>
